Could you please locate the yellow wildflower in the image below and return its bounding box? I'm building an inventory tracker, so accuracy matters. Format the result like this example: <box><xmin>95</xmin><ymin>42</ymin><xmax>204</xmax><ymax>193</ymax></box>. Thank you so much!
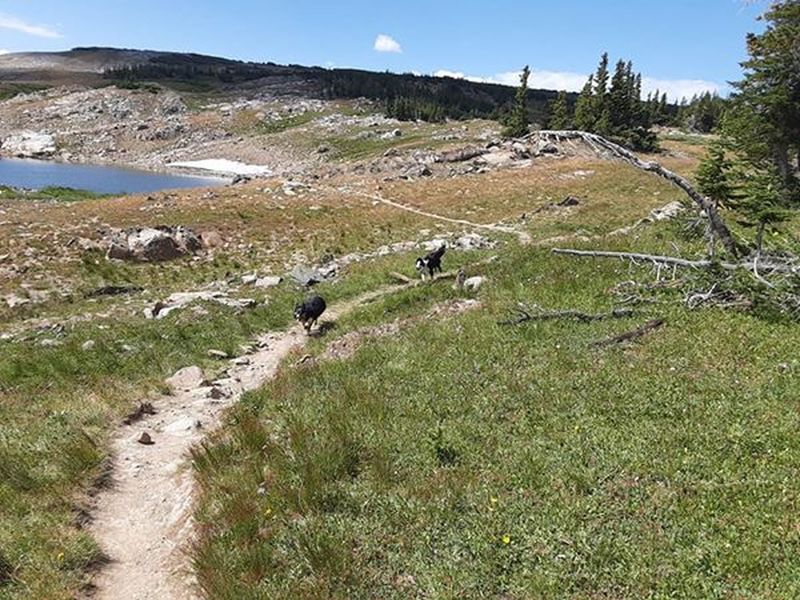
<box><xmin>501</xmin><ymin>534</ymin><xmax>511</xmax><ymax>545</ymax></box>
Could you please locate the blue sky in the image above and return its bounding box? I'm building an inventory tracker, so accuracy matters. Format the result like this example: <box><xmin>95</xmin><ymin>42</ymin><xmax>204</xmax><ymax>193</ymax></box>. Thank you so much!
<box><xmin>0</xmin><ymin>0</ymin><xmax>768</xmax><ymax>100</ymax></box>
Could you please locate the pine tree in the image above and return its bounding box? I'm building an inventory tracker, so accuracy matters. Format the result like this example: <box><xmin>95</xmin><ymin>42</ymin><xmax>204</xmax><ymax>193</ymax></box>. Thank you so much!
<box><xmin>731</xmin><ymin>0</ymin><xmax>800</xmax><ymax>184</ymax></box>
<box><xmin>593</xmin><ymin>53</ymin><xmax>610</xmax><ymax>134</ymax></box>
<box><xmin>608</xmin><ymin>59</ymin><xmax>631</xmax><ymax>134</ymax></box>
<box><xmin>502</xmin><ymin>65</ymin><xmax>531</xmax><ymax>138</ymax></box>
<box><xmin>573</xmin><ymin>75</ymin><xmax>595</xmax><ymax>131</ymax></box>
<box><xmin>696</xmin><ymin>142</ymin><xmax>733</xmax><ymax>206</ymax></box>
<box><xmin>548</xmin><ymin>91</ymin><xmax>571</xmax><ymax>129</ymax></box>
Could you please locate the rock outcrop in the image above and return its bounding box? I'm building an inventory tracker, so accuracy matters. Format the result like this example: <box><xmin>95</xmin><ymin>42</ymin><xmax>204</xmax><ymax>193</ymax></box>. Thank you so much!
<box><xmin>105</xmin><ymin>226</ymin><xmax>201</xmax><ymax>262</ymax></box>
<box><xmin>1</xmin><ymin>131</ymin><xmax>56</xmax><ymax>158</ymax></box>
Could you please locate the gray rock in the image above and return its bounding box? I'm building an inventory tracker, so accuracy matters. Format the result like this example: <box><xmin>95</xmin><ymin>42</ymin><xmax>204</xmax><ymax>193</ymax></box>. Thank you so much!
<box><xmin>1</xmin><ymin>131</ymin><xmax>56</xmax><ymax>158</ymax></box>
<box><xmin>463</xmin><ymin>276</ymin><xmax>487</xmax><ymax>292</ymax></box>
<box><xmin>254</xmin><ymin>275</ymin><xmax>282</xmax><ymax>288</ymax></box>
<box><xmin>165</xmin><ymin>365</ymin><xmax>207</xmax><ymax>391</ymax></box>
<box><xmin>105</xmin><ymin>226</ymin><xmax>202</xmax><ymax>263</ymax></box>
<box><xmin>289</xmin><ymin>265</ymin><xmax>323</xmax><ymax>287</ymax></box>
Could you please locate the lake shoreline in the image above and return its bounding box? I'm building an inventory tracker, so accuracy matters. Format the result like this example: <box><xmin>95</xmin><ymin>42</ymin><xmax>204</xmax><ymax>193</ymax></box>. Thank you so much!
<box><xmin>0</xmin><ymin>156</ymin><xmax>231</xmax><ymax>195</ymax></box>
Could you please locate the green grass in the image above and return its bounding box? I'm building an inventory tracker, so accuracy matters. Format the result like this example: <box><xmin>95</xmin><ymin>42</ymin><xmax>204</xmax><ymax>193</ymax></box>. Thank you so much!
<box><xmin>257</xmin><ymin>112</ymin><xmax>321</xmax><ymax>135</ymax></box>
<box><xmin>0</xmin><ymin>186</ymin><xmax>110</xmax><ymax>202</ymax></box>
<box><xmin>192</xmin><ymin>235</ymin><xmax>800</xmax><ymax>599</ymax></box>
<box><xmin>0</xmin><ymin>249</ymin><xmax>437</xmax><ymax>599</ymax></box>
<box><xmin>0</xmin><ymin>84</ymin><xmax>48</xmax><ymax>101</ymax></box>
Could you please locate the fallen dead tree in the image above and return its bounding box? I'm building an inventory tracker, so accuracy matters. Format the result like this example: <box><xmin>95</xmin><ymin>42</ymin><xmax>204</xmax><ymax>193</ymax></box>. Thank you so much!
<box><xmin>532</xmin><ymin>130</ymin><xmax>740</xmax><ymax>257</ymax></box>
<box><xmin>500</xmin><ymin>306</ymin><xmax>634</xmax><ymax>325</ymax></box>
<box><xmin>551</xmin><ymin>248</ymin><xmax>798</xmax><ymax>275</ymax></box>
<box><xmin>590</xmin><ymin>319</ymin><xmax>665</xmax><ymax>348</ymax></box>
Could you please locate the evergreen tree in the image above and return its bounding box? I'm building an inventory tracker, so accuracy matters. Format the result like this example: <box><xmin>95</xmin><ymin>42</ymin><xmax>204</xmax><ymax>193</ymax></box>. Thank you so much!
<box><xmin>572</xmin><ymin>52</ymin><xmax>658</xmax><ymax>150</ymax></box>
<box><xmin>593</xmin><ymin>53</ymin><xmax>611</xmax><ymax>135</ymax></box>
<box><xmin>731</xmin><ymin>0</ymin><xmax>800</xmax><ymax>184</ymax></box>
<box><xmin>573</xmin><ymin>75</ymin><xmax>595</xmax><ymax>131</ymax></box>
<box><xmin>696</xmin><ymin>142</ymin><xmax>733</xmax><ymax>206</ymax></box>
<box><xmin>548</xmin><ymin>90</ymin><xmax>571</xmax><ymax>129</ymax></box>
<box><xmin>608</xmin><ymin>59</ymin><xmax>632</xmax><ymax>134</ymax></box>
<box><xmin>659</xmin><ymin>92</ymin><xmax>669</xmax><ymax>123</ymax></box>
<box><xmin>502</xmin><ymin>65</ymin><xmax>531</xmax><ymax>138</ymax></box>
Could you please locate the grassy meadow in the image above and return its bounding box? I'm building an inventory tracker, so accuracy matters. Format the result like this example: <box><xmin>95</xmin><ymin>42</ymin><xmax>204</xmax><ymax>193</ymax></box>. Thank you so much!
<box><xmin>192</xmin><ymin>234</ymin><xmax>800</xmax><ymax>599</ymax></box>
<box><xmin>2</xmin><ymin>131</ymin><xmax>799</xmax><ymax>599</ymax></box>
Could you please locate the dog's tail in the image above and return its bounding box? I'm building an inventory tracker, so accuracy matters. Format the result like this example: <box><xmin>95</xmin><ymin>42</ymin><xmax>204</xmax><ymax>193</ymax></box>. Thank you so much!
<box><xmin>431</xmin><ymin>243</ymin><xmax>446</xmax><ymax>260</ymax></box>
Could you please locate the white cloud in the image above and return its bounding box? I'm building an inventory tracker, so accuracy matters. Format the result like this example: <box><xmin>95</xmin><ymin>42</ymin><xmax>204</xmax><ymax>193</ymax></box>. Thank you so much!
<box><xmin>434</xmin><ymin>68</ymin><xmax>588</xmax><ymax>91</ymax></box>
<box><xmin>642</xmin><ymin>77</ymin><xmax>726</xmax><ymax>102</ymax></box>
<box><xmin>374</xmin><ymin>34</ymin><xmax>402</xmax><ymax>54</ymax></box>
<box><xmin>433</xmin><ymin>68</ymin><xmax>725</xmax><ymax>101</ymax></box>
<box><xmin>0</xmin><ymin>49</ymin><xmax>10</xmax><ymax>55</ymax></box>
<box><xmin>0</xmin><ymin>13</ymin><xmax>61</xmax><ymax>38</ymax></box>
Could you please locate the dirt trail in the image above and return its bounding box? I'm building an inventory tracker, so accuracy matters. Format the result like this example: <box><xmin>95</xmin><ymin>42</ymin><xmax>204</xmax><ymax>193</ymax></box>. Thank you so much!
<box><xmin>89</xmin><ymin>286</ymin><xmax>404</xmax><ymax>599</ymax></box>
<box><xmin>311</xmin><ymin>181</ymin><xmax>532</xmax><ymax>244</ymax></box>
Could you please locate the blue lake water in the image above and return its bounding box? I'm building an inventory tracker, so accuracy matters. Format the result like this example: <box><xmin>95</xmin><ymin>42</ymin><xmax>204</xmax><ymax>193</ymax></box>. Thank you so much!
<box><xmin>0</xmin><ymin>158</ymin><xmax>226</xmax><ymax>195</ymax></box>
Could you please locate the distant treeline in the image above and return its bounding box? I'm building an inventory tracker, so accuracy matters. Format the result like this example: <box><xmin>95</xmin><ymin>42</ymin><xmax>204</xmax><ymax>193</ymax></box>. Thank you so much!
<box><xmin>546</xmin><ymin>52</ymin><xmax>727</xmax><ymax>150</ymax></box>
<box><xmin>104</xmin><ymin>54</ymin><xmax>567</xmax><ymax>122</ymax></box>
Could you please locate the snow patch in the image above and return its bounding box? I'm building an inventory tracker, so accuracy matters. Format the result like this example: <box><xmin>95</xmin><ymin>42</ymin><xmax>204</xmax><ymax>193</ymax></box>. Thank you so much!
<box><xmin>168</xmin><ymin>159</ymin><xmax>272</xmax><ymax>176</ymax></box>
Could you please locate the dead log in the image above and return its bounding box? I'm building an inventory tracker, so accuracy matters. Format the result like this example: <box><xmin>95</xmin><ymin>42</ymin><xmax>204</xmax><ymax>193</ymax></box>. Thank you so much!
<box><xmin>500</xmin><ymin>307</ymin><xmax>633</xmax><ymax>325</ymax></box>
<box><xmin>591</xmin><ymin>319</ymin><xmax>665</xmax><ymax>348</ymax></box>
<box><xmin>533</xmin><ymin>130</ymin><xmax>740</xmax><ymax>257</ymax></box>
<box><xmin>551</xmin><ymin>248</ymin><xmax>797</xmax><ymax>274</ymax></box>
<box><xmin>388</xmin><ymin>271</ymin><xmax>414</xmax><ymax>284</ymax></box>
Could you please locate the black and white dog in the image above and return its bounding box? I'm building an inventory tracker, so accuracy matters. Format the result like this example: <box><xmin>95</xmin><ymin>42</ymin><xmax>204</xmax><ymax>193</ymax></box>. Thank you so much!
<box><xmin>294</xmin><ymin>295</ymin><xmax>326</xmax><ymax>334</ymax></box>
<box><xmin>415</xmin><ymin>244</ymin><xmax>446</xmax><ymax>280</ymax></box>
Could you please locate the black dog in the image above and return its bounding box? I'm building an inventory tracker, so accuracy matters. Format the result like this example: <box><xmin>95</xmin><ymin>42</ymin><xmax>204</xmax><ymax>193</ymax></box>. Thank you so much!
<box><xmin>294</xmin><ymin>295</ymin><xmax>326</xmax><ymax>334</ymax></box>
<box><xmin>415</xmin><ymin>244</ymin><xmax>446</xmax><ymax>280</ymax></box>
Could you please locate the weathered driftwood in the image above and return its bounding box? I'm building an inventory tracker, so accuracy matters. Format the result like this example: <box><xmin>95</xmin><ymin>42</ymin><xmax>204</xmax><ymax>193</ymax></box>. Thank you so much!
<box><xmin>534</xmin><ymin>130</ymin><xmax>740</xmax><ymax>257</ymax></box>
<box><xmin>591</xmin><ymin>319</ymin><xmax>665</xmax><ymax>348</ymax></box>
<box><xmin>551</xmin><ymin>248</ymin><xmax>797</xmax><ymax>274</ymax></box>
<box><xmin>500</xmin><ymin>306</ymin><xmax>634</xmax><ymax>325</ymax></box>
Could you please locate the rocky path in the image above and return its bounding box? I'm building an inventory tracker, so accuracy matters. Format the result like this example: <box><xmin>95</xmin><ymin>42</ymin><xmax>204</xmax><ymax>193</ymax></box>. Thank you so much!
<box><xmin>89</xmin><ymin>286</ymin><xmax>404</xmax><ymax>599</ymax></box>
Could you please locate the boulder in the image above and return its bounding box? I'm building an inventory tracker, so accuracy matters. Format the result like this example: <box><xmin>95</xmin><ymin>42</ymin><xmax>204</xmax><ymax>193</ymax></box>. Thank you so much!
<box><xmin>402</xmin><ymin>164</ymin><xmax>432</xmax><ymax>179</ymax></box>
<box><xmin>454</xmin><ymin>233</ymin><xmax>496</xmax><ymax>250</ymax></box>
<box><xmin>289</xmin><ymin>265</ymin><xmax>323</xmax><ymax>287</ymax></box>
<box><xmin>165</xmin><ymin>365</ymin><xmax>208</xmax><ymax>391</ymax></box>
<box><xmin>129</xmin><ymin>228</ymin><xmax>182</xmax><ymax>262</ymax></box>
<box><xmin>463</xmin><ymin>276</ymin><xmax>487</xmax><ymax>292</ymax></box>
<box><xmin>105</xmin><ymin>226</ymin><xmax>203</xmax><ymax>262</ymax></box>
<box><xmin>1</xmin><ymin>132</ymin><xmax>56</xmax><ymax>158</ymax></box>
<box><xmin>254</xmin><ymin>276</ymin><xmax>282</xmax><ymax>288</ymax></box>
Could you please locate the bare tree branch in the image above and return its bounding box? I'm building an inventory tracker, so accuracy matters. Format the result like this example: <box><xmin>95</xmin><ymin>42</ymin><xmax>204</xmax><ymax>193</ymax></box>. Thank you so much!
<box><xmin>500</xmin><ymin>306</ymin><xmax>634</xmax><ymax>325</ymax></box>
<box><xmin>591</xmin><ymin>319</ymin><xmax>665</xmax><ymax>348</ymax></box>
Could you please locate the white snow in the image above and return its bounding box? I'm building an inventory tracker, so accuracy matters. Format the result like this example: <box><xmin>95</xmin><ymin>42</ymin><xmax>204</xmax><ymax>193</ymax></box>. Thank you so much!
<box><xmin>168</xmin><ymin>159</ymin><xmax>272</xmax><ymax>176</ymax></box>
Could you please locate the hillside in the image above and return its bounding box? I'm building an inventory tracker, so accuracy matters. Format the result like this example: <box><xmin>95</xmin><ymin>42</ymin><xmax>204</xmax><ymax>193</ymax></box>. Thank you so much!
<box><xmin>3</xmin><ymin>94</ymin><xmax>800</xmax><ymax>596</ymax></box>
<box><xmin>0</xmin><ymin>46</ymin><xmax>568</xmax><ymax>122</ymax></box>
